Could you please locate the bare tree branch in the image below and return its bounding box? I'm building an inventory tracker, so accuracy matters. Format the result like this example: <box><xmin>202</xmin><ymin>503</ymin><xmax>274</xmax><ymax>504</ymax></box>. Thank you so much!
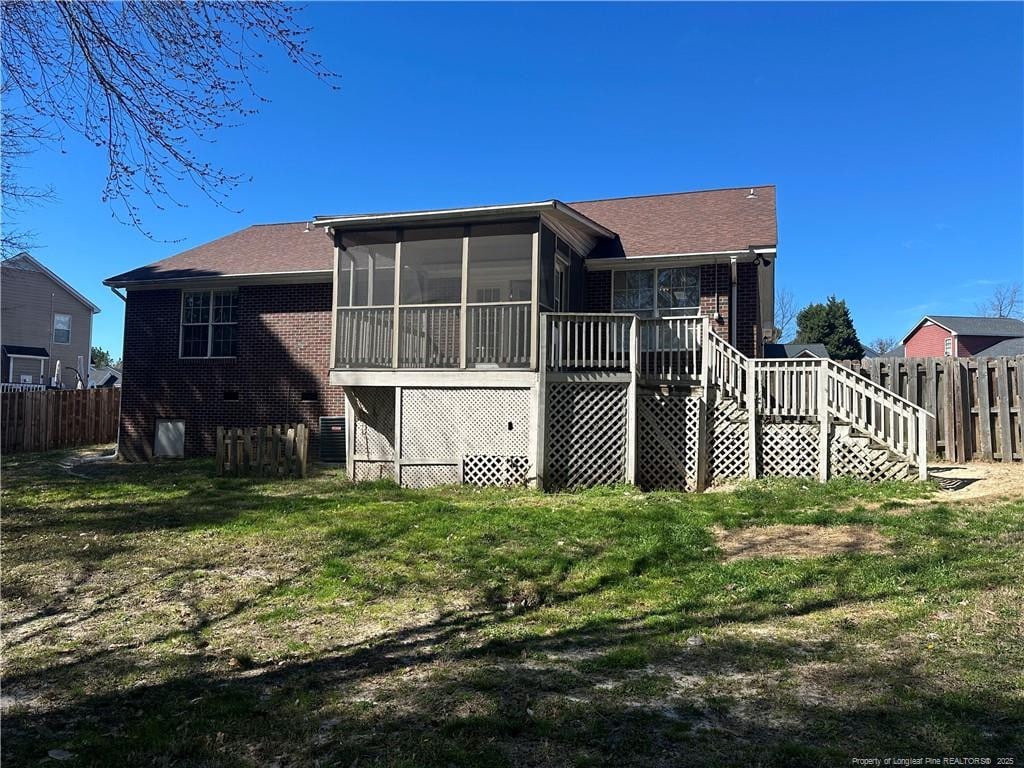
<box><xmin>1</xmin><ymin>0</ymin><xmax>338</xmax><ymax>255</ymax></box>
<box><xmin>975</xmin><ymin>283</ymin><xmax>1023</xmax><ymax>319</ymax></box>
<box><xmin>870</xmin><ymin>336</ymin><xmax>899</xmax><ymax>355</ymax></box>
<box><xmin>770</xmin><ymin>288</ymin><xmax>797</xmax><ymax>343</ymax></box>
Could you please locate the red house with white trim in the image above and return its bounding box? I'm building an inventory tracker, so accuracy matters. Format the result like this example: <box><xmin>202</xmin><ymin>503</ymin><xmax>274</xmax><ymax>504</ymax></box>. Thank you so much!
<box><xmin>901</xmin><ymin>315</ymin><xmax>1024</xmax><ymax>358</ymax></box>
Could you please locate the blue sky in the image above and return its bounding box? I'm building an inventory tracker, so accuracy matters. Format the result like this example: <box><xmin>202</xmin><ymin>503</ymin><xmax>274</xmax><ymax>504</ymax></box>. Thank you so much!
<box><xmin>8</xmin><ymin>1</ymin><xmax>1023</xmax><ymax>354</ymax></box>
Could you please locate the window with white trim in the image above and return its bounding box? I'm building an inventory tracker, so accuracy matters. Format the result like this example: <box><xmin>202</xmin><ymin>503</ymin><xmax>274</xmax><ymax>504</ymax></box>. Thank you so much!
<box><xmin>612</xmin><ymin>266</ymin><xmax>701</xmax><ymax>317</ymax></box>
<box><xmin>181</xmin><ymin>290</ymin><xmax>238</xmax><ymax>358</ymax></box>
<box><xmin>53</xmin><ymin>313</ymin><xmax>71</xmax><ymax>344</ymax></box>
<box><xmin>944</xmin><ymin>337</ymin><xmax>953</xmax><ymax>357</ymax></box>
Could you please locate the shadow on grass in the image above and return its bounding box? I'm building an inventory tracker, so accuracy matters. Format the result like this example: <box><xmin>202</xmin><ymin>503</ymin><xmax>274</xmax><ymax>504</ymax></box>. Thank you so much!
<box><xmin>3</xmin><ymin>453</ymin><xmax>1022</xmax><ymax>766</ymax></box>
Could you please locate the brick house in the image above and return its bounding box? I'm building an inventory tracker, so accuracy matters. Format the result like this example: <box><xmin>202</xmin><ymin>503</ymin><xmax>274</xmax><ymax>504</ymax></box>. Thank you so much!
<box><xmin>106</xmin><ymin>186</ymin><xmax>777</xmax><ymax>464</ymax></box>
<box><xmin>900</xmin><ymin>315</ymin><xmax>1024</xmax><ymax>358</ymax></box>
<box><xmin>106</xmin><ymin>185</ymin><xmax>930</xmax><ymax>488</ymax></box>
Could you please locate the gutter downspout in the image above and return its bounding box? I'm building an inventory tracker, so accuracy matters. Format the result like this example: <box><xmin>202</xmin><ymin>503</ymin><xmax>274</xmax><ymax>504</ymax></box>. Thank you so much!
<box><xmin>108</xmin><ymin>285</ymin><xmax>127</xmax><ymax>459</ymax></box>
<box><xmin>730</xmin><ymin>255</ymin><xmax>738</xmax><ymax>348</ymax></box>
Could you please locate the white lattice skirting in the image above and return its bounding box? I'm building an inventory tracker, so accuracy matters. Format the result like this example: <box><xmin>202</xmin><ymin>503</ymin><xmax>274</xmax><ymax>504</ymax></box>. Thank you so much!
<box><xmin>709</xmin><ymin>396</ymin><xmax>748</xmax><ymax>484</ymax></box>
<box><xmin>349</xmin><ymin>387</ymin><xmax>395</xmax><ymax>460</ymax></box>
<box><xmin>760</xmin><ymin>421</ymin><xmax>819</xmax><ymax>477</ymax></box>
<box><xmin>463</xmin><ymin>455</ymin><xmax>530</xmax><ymax>487</ymax></box>
<box><xmin>830</xmin><ymin>428</ymin><xmax>912</xmax><ymax>481</ymax></box>
<box><xmin>637</xmin><ymin>391</ymin><xmax>702</xmax><ymax>491</ymax></box>
<box><xmin>545</xmin><ymin>382</ymin><xmax>628</xmax><ymax>490</ymax></box>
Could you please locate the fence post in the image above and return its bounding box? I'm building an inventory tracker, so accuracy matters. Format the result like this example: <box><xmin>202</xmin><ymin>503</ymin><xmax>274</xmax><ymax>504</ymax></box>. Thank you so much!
<box><xmin>818</xmin><ymin>363</ymin><xmax>830</xmax><ymax>482</ymax></box>
<box><xmin>918</xmin><ymin>410</ymin><xmax>929</xmax><ymax>481</ymax></box>
<box><xmin>625</xmin><ymin>315</ymin><xmax>639</xmax><ymax>485</ymax></box>
<box><xmin>216</xmin><ymin>426</ymin><xmax>225</xmax><ymax>475</ymax></box>
<box><xmin>747</xmin><ymin>359</ymin><xmax>757</xmax><ymax>479</ymax></box>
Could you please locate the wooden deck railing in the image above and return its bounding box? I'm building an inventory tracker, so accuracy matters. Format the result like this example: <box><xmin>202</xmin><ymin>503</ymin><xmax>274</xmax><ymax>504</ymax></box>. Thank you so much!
<box><xmin>545</xmin><ymin>313</ymin><xmax>633</xmax><ymax>372</ymax></box>
<box><xmin>399</xmin><ymin>305</ymin><xmax>461</xmax><ymax>368</ymax></box>
<box><xmin>752</xmin><ymin>359</ymin><xmax>822</xmax><ymax>417</ymax></box>
<box><xmin>467</xmin><ymin>302</ymin><xmax>531</xmax><ymax>368</ymax></box>
<box><xmin>0</xmin><ymin>382</ymin><xmax>47</xmax><ymax>393</ymax></box>
<box><xmin>334</xmin><ymin>307</ymin><xmax>393</xmax><ymax>368</ymax></box>
<box><xmin>636</xmin><ymin>316</ymin><xmax>704</xmax><ymax>382</ymax></box>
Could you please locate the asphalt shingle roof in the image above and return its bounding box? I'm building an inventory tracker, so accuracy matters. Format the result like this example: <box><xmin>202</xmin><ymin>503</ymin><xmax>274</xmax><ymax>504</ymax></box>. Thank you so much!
<box><xmin>105</xmin><ymin>186</ymin><xmax>778</xmax><ymax>286</ymax></box>
<box><xmin>923</xmin><ymin>315</ymin><xmax>1024</xmax><ymax>338</ymax></box>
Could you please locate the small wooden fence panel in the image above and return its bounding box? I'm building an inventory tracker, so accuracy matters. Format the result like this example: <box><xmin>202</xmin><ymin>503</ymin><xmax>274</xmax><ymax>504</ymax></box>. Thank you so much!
<box><xmin>1</xmin><ymin>388</ymin><xmax>120</xmax><ymax>453</ymax></box>
<box><xmin>836</xmin><ymin>356</ymin><xmax>1023</xmax><ymax>462</ymax></box>
<box><xmin>215</xmin><ymin>424</ymin><xmax>309</xmax><ymax>478</ymax></box>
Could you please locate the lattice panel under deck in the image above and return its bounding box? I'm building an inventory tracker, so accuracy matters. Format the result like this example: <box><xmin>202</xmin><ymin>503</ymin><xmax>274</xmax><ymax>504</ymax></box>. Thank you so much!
<box><xmin>400</xmin><ymin>463</ymin><xmax>459</xmax><ymax>488</ymax></box>
<box><xmin>348</xmin><ymin>386</ymin><xmax>395</xmax><ymax>460</ymax></box>
<box><xmin>353</xmin><ymin>460</ymin><xmax>395</xmax><ymax>482</ymax></box>
<box><xmin>401</xmin><ymin>388</ymin><xmax>530</xmax><ymax>461</ymax></box>
<box><xmin>545</xmin><ymin>383</ymin><xmax>628</xmax><ymax>490</ymax></box>
<box><xmin>830</xmin><ymin>430</ymin><xmax>912</xmax><ymax>482</ymax></box>
<box><xmin>760</xmin><ymin>422</ymin><xmax>819</xmax><ymax>477</ymax></box>
<box><xmin>709</xmin><ymin>395</ymin><xmax>748</xmax><ymax>484</ymax></box>
<box><xmin>463</xmin><ymin>455</ymin><xmax>530</xmax><ymax>487</ymax></box>
<box><xmin>636</xmin><ymin>391</ymin><xmax>702</xmax><ymax>491</ymax></box>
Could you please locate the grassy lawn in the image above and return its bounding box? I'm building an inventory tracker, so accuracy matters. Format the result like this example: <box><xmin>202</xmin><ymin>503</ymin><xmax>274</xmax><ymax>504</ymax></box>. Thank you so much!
<box><xmin>2</xmin><ymin>450</ymin><xmax>1022</xmax><ymax>767</ymax></box>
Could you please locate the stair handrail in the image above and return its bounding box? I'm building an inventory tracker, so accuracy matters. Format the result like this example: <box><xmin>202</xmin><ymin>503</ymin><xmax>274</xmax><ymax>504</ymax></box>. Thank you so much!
<box><xmin>704</xmin><ymin>329</ymin><xmax>748</xmax><ymax>407</ymax></box>
<box><xmin>822</xmin><ymin>358</ymin><xmax>932</xmax><ymax>469</ymax></box>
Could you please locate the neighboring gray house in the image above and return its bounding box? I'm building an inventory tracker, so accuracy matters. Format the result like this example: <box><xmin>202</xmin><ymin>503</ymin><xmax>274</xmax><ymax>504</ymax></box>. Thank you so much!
<box><xmin>762</xmin><ymin>343</ymin><xmax>830</xmax><ymax>359</ymax></box>
<box><xmin>89</xmin><ymin>364</ymin><xmax>122</xmax><ymax>388</ymax></box>
<box><xmin>1</xmin><ymin>253</ymin><xmax>101</xmax><ymax>388</ymax></box>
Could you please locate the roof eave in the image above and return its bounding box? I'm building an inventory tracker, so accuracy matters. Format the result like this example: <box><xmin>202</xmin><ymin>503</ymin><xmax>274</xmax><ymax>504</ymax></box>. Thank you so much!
<box><xmin>312</xmin><ymin>200</ymin><xmax>616</xmax><ymax>240</ymax></box>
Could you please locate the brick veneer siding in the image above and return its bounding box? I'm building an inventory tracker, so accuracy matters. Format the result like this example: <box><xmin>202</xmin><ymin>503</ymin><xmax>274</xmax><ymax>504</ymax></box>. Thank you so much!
<box><xmin>582</xmin><ymin>262</ymin><xmax>752</xmax><ymax>351</ymax></box>
<box><xmin>734</xmin><ymin>262</ymin><xmax>761</xmax><ymax>357</ymax></box>
<box><xmin>119</xmin><ymin>283</ymin><xmax>344</xmax><ymax>461</ymax></box>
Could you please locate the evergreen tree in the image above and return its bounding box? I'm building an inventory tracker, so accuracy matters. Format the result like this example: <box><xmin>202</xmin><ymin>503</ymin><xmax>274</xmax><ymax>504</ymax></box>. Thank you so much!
<box><xmin>794</xmin><ymin>296</ymin><xmax>865</xmax><ymax>359</ymax></box>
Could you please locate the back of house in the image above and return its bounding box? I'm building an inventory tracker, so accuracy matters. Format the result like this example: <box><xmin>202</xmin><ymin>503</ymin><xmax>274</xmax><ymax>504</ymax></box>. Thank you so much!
<box><xmin>105</xmin><ymin>185</ymin><xmax>778</xmax><ymax>466</ymax></box>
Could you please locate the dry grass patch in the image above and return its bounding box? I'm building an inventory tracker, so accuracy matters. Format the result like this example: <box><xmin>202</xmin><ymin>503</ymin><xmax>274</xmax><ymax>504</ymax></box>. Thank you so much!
<box><xmin>714</xmin><ymin>524</ymin><xmax>892</xmax><ymax>561</ymax></box>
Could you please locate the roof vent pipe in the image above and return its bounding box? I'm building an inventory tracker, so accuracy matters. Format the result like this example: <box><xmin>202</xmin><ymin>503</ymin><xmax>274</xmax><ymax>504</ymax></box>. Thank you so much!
<box><xmin>746</xmin><ymin>188</ymin><xmax>758</xmax><ymax>199</ymax></box>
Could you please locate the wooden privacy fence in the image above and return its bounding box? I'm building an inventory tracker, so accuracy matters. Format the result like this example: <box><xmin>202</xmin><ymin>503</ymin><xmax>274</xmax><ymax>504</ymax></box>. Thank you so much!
<box><xmin>215</xmin><ymin>423</ymin><xmax>309</xmax><ymax>478</ymax></box>
<box><xmin>1</xmin><ymin>388</ymin><xmax>120</xmax><ymax>453</ymax></box>
<box><xmin>835</xmin><ymin>356</ymin><xmax>1023</xmax><ymax>462</ymax></box>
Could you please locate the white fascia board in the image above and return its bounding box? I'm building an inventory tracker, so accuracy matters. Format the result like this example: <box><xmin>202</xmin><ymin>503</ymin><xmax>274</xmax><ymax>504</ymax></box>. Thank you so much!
<box><xmin>107</xmin><ymin>269</ymin><xmax>333</xmax><ymax>290</ymax></box>
<box><xmin>584</xmin><ymin>250</ymin><xmax>766</xmax><ymax>271</ymax></box>
<box><xmin>314</xmin><ymin>200</ymin><xmax>616</xmax><ymax>240</ymax></box>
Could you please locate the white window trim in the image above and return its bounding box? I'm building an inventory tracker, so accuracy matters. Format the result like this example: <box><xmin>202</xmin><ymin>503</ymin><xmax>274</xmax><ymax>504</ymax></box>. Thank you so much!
<box><xmin>610</xmin><ymin>266</ymin><xmax>701</xmax><ymax>317</ymax></box>
<box><xmin>180</xmin><ymin>289</ymin><xmax>238</xmax><ymax>359</ymax></box>
<box><xmin>52</xmin><ymin>312</ymin><xmax>72</xmax><ymax>345</ymax></box>
<box><xmin>944</xmin><ymin>337</ymin><xmax>953</xmax><ymax>357</ymax></box>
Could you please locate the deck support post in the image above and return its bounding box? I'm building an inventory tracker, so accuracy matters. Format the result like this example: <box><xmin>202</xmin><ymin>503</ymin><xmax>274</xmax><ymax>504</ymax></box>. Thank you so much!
<box><xmin>746</xmin><ymin>359</ymin><xmax>758</xmax><ymax>479</ymax></box>
<box><xmin>625</xmin><ymin>315</ymin><xmax>639</xmax><ymax>485</ymax></box>
<box><xmin>394</xmin><ymin>386</ymin><xmax>403</xmax><ymax>486</ymax></box>
<box><xmin>818</xmin><ymin>363</ymin><xmax>829</xmax><ymax>483</ymax></box>
<box><xmin>344</xmin><ymin>387</ymin><xmax>356</xmax><ymax>481</ymax></box>
<box><xmin>530</xmin><ymin>319</ymin><xmax>548</xmax><ymax>490</ymax></box>
<box><xmin>695</xmin><ymin>398</ymin><xmax>708</xmax><ymax>492</ymax></box>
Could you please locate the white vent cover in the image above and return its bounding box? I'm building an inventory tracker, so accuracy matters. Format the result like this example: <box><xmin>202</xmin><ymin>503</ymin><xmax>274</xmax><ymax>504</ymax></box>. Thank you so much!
<box><xmin>154</xmin><ymin>419</ymin><xmax>185</xmax><ymax>458</ymax></box>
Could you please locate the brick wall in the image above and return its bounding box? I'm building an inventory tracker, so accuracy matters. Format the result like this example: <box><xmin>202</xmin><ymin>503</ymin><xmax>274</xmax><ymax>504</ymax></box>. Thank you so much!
<box><xmin>735</xmin><ymin>262</ymin><xmax>761</xmax><ymax>357</ymax></box>
<box><xmin>119</xmin><ymin>283</ymin><xmax>344</xmax><ymax>461</ymax></box>
<box><xmin>698</xmin><ymin>264</ymin><xmax>731</xmax><ymax>342</ymax></box>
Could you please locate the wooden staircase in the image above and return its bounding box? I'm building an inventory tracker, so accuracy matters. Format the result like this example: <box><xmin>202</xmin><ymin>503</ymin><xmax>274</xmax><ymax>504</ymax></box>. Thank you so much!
<box><xmin>702</xmin><ymin>329</ymin><xmax>931</xmax><ymax>482</ymax></box>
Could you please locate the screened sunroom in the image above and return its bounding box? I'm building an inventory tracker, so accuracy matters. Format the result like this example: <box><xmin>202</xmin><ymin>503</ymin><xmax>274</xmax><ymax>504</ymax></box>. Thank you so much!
<box><xmin>325</xmin><ymin>203</ymin><xmax>596</xmax><ymax>372</ymax></box>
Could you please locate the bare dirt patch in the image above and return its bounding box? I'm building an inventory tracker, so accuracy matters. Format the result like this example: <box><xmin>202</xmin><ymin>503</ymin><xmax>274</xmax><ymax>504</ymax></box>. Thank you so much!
<box><xmin>713</xmin><ymin>524</ymin><xmax>891</xmax><ymax>561</ymax></box>
<box><xmin>926</xmin><ymin>462</ymin><xmax>1023</xmax><ymax>502</ymax></box>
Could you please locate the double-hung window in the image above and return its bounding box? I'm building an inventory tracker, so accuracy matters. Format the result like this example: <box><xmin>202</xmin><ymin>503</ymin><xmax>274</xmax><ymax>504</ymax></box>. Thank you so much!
<box><xmin>52</xmin><ymin>313</ymin><xmax>71</xmax><ymax>344</ymax></box>
<box><xmin>181</xmin><ymin>290</ymin><xmax>238</xmax><ymax>358</ymax></box>
<box><xmin>612</xmin><ymin>266</ymin><xmax>701</xmax><ymax>317</ymax></box>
